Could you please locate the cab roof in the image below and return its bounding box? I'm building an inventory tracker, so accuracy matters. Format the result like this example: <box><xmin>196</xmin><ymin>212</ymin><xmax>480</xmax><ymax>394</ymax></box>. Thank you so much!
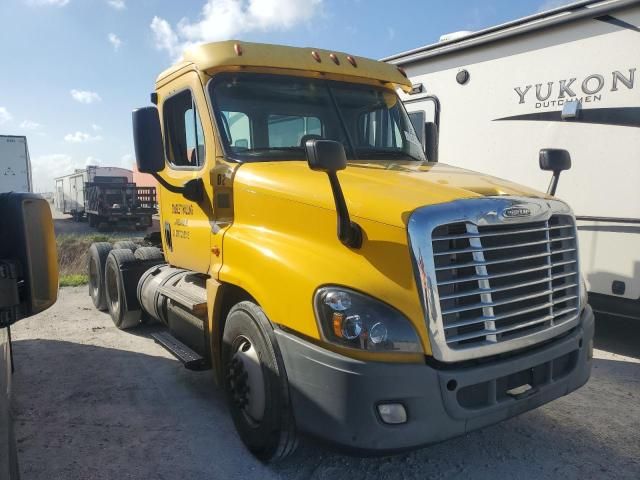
<box><xmin>156</xmin><ymin>40</ymin><xmax>412</xmax><ymax>91</ymax></box>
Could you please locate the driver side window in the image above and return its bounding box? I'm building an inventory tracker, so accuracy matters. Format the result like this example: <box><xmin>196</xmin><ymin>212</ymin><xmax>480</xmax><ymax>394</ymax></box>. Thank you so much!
<box><xmin>163</xmin><ymin>89</ymin><xmax>206</xmax><ymax>168</ymax></box>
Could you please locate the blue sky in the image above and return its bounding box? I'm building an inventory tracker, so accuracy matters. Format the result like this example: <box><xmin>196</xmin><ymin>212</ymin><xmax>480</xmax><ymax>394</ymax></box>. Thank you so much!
<box><xmin>0</xmin><ymin>0</ymin><xmax>567</xmax><ymax>191</ymax></box>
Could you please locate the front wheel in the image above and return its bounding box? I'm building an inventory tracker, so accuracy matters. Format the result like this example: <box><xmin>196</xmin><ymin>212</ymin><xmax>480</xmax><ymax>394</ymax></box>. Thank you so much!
<box><xmin>222</xmin><ymin>302</ymin><xmax>298</xmax><ymax>462</ymax></box>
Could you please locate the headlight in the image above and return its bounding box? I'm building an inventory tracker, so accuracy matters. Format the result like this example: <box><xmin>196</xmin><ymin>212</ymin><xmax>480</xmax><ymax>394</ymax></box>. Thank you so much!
<box><xmin>580</xmin><ymin>275</ymin><xmax>588</xmax><ymax>309</ymax></box>
<box><xmin>314</xmin><ymin>287</ymin><xmax>422</xmax><ymax>353</ymax></box>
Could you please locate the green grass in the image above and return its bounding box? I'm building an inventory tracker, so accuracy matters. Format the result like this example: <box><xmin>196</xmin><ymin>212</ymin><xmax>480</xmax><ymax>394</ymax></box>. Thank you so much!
<box><xmin>55</xmin><ymin>233</ymin><xmax>143</xmax><ymax>286</ymax></box>
<box><xmin>59</xmin><ymin>274</ymin><xmax>89</xmax><ymax>287</ymax></box>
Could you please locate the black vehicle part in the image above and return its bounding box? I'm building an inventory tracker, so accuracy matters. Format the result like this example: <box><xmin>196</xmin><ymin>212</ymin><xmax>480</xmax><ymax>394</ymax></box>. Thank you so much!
<box><xmin>134</xmin><ymin>246</ymin><xmax>164</xmax><ymax>261</ymax></box>
<box><xmin>274</xmin><ymin>307</ymin><xmax>594</xmax><ymax>454</ymax></box>
<box><xmin>144</xmin><ymin>231</ymin><xmax>162</xmax><ymax>247</ymax></box>
<box><xmin>305</xmin><ymin>139</ymin><xmax>362</xmax><ymax>249</ymax></box>
<box><xmin>105</xmin><ymin>249</ymin><xmax>142</xmax><ymax>329</ymax></box>
<box><xmin>222</xmin><ymin>301</ymin><xmax>298</xmax><ymax>462</ymax></box>
<box><xmin>151</xmin><ymin>330</ymin><xmax>207</xmax><ymax>370</ymax></box>
<box><xmin>0</xmin><ymin>192</ymin><xmax>58</xmax><ymax>321</ymax></box>
<box><xmin>88</xmin><ymin>242</ymin><xmax>113</xmax><ymax>311</ymax></box>
<box><xmin>112</xmin><ymin>241</ymin><xmax>138</xmax><ymax>253</ymax></box>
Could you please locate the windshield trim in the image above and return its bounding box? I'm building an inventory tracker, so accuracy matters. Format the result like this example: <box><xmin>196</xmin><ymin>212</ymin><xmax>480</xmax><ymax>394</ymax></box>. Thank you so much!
<box><xmin>206</xmin><ymin>72</ymin><xmax>424</xmax><ymax>164</ymax></box>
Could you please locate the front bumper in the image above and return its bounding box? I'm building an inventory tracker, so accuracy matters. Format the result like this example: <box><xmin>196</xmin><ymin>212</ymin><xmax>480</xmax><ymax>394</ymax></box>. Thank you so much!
<box><xmin>275</xmin><ymin>305</ymin><xmax>594</xmax><ymax>453</ymax></box>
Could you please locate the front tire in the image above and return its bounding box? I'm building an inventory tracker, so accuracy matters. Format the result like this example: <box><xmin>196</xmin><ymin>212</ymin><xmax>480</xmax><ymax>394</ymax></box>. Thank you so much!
<box><xmin>222</xmin><ymin>301</ymin><xmax>298</xmax><ymax>462</ymax></box>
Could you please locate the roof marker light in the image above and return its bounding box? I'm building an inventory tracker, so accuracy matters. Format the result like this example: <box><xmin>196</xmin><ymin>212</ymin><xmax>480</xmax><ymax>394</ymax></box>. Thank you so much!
<box><xmin>311</xmin><ymin>50</ymin><xmax>321</xmax><ymax>62</ymax></box>
<box><xmin>346</xmin><ymin>55</ymin><xmax>357</xmax><ymax>67</ymax></box>
<box><xmin>329</xmin><ymin>53</ymin><xmax>340</xmax><ymax>65</ymax></box>
<box><xmin>234</xmin><ymin>43</ymin><xmax>243</xmax><ymax>56</ymax></box>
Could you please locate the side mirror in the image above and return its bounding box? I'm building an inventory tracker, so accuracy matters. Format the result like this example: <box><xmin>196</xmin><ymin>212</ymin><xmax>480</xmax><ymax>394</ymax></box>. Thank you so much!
<box><xmin>0</xmin><ymin>193</ymin><xmax>58</xmax><ymax>326</ymax></box>
<box><xmin>305</xmin><ymin>140</ymin><xmax>362</xmax><ymax>249</ymax></box>
<box><xmin>424</xmin><ymin>121</ymin><xmax>439</xmax><ymax>162</ymax></box>
<box><xmin>132</xmin><ymin>107</ymin><xmax>165</xmax><ymax>174</ymax></box>
<box><xmin>305</xmin><ymin>138</ymin><xmax>347</xmax><ymax>172</ymax></box>
<box><xmin>539</xmin><ymin>149</ymin><xmax>571</xmax><ymax>196</ymax></box>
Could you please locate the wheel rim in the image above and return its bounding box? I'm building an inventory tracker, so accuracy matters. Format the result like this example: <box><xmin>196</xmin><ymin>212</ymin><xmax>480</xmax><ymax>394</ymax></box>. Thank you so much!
<box><xmin>89</xmin><ymin>256</ymin><xmax>100</xmax><ymax>298</ymax></box>
<box><xmin>228</xmin><ymin>335</ymin><xmax>266</xmax><ymax>425</ymax></box>
<box><xmin>105</xmin><ymin>262</ymin><xmax>120</xmax><ymax>313</ymax></box>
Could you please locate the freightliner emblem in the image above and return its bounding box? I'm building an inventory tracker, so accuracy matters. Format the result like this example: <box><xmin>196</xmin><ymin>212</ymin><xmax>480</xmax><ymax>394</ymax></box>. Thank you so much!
<box><xmin>503</xmin><ymin>206</ymin><xmax>532</xmax><ymax>218</ymax></box>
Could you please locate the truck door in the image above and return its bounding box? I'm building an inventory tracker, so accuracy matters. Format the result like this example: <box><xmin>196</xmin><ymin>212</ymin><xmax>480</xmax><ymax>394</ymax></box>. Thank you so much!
<box><xmin>158</xmin><ymin>74</ymin><xmax>214</xmax><ymax>274</ymax></box>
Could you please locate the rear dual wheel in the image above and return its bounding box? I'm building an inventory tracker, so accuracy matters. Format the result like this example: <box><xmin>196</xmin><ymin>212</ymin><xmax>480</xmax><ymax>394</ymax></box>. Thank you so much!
<box><xmin>104</xmin><ymin>249</ymin><xmax>140</xmax><ymax>330</ymax></box>
<box><xmin>88</xmin><ymin>242</ymin><xmax>113</xmax><ymax>310</ymax></box>
<box><xmin>223</xmin><ymin>302</ymin><xmax>298</xmax><ymax>462</ymax></box>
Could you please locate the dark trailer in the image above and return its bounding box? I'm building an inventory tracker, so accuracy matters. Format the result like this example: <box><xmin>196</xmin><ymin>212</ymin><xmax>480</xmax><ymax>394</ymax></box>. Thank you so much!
<box><xmin>85</xmin><ymin>175</ymin><xmax>156</xmax><ymax>230</ymax></box>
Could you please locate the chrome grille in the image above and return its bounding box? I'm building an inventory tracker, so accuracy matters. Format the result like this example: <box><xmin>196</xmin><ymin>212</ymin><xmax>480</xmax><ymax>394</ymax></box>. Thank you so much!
<box><xmin>432</xmin><ymin>215</ymin><xmax>579</xmax><ymax>349</ymax></box>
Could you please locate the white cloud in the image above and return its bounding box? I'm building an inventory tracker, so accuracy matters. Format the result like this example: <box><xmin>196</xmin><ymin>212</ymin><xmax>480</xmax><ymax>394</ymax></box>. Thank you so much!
<box><xmin>70</xmin><ymin>89</ymin><xmax>102</xmax><ymax>104</ymax></box>
<box><xmin>151</xmin><ymin>0</ymin><xmax>323</xmax><ymax>59</ymax></box>
<box><xmin>64</xmin><ymin>131</ymin><xmax>103</xmax><ymax>143</ymax></box>
<box><xmin>91</xmin><ymin>124</ymin><xmax>102</xmax><ymax>131</ymax></box>
<box><xmin>27</xmin><ymin>0</ymin><xmax>70</xmax><ymax>7</ymax></box>
<box><xmin>85</xmin><ymin>156</ymin><xmax>101</xmax><ymax>166</ymax></box>
<box><xmin>120</xmin><ymin>153</ymin><xmax>134</xmax><ymax>169</ymax></box>
<box><xmin>20</xmin><ymin>120</ymin><xmax>41</xmax><ymax>130</ymax></box>
<box><xmin>0</xmin><ymin>107</ymin><xmax>12</xmax><ymax>125</ymax></box>
<box><xmin>107</xmin><ymin>0</ymin><xmax>125</xmax><ymax>9</ymax></box>
<box><xmin>108</xmin><ymin>33</ymin><xmax>122</xmax><ymax>51</ymax></box>
<box><xmin>32</xmin><ymin>154</ymin><xmax>75</xmax><ymax>192</ymax></box>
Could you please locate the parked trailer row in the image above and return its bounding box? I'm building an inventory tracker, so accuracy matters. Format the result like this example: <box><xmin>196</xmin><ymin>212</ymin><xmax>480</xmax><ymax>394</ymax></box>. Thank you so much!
<box><xmin>55</xmin><ymin>166</ymin><xmax>157</xmax><ymax>230</ymax></box>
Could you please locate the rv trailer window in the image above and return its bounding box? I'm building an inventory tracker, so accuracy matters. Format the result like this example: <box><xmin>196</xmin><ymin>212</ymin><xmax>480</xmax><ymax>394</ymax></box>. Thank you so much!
<box><xmin>268</xmin><ymin>115</ymin><xmax>323</xmax><ymax>148</ymax></box>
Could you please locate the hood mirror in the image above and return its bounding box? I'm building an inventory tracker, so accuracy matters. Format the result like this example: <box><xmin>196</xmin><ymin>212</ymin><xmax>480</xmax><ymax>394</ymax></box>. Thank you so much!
<box><xmin>305</xmin><ymin>139</ymin><xmax>362</xmax><ymax>249</ymax></box>
<box><xmin>539</xmin><ymin>148</ymin><xmax>571</xmax><ymax>196</ymax></box>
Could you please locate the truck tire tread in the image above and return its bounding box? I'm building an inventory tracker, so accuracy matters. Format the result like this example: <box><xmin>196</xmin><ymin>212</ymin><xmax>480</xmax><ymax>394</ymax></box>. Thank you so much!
<box><xmin>222</xmin><ymin>301</ymin><xmax>298</xmax><ymax>462</ymax></box>
<box><xmin>112</xmin><ymin>240</ymin><xmax>138</xmax><ymax>253</ymax></box>
<box><xmin>134</xmin><ymin>246</ymin><xmax>164</xmax><ymax>261</ymax></box>
<box><xmin>104</xmin><ymin>248</ymin><xmax>141</xmax><ymax>330</ymax></box>
<box><xmin>88</xmin><ymin>242</ymin><xmax>113</xmax><ymax>311</ymax></box>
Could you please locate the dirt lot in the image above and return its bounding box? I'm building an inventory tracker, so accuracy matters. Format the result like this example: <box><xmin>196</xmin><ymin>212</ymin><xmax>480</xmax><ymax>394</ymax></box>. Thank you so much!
<box><xmin>10</xmin><ymin>287</ymin><xmax>640</xmax><ymax>480</ymax></box>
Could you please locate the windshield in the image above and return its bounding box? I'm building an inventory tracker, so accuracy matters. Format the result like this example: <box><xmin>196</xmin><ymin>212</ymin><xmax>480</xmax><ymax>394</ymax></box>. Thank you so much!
<box><xmin>209</xmin><ymin>73</ymin><xmax>425</xmax><ymax>162</ymax></box>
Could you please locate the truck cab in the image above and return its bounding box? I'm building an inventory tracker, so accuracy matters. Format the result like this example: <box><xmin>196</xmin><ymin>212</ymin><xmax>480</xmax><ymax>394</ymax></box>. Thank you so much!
<box><xmin>90</xmin><ymin>40</ymin><xmax>594</xmax><ymax>461</ymax></box>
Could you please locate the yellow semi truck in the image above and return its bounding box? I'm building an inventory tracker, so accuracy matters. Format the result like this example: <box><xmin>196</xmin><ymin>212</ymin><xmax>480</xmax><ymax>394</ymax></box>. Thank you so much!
<box><xmin>88</xmin><ymin>41</ymin><xmax>594</xmax><ymax>461</ymax></box>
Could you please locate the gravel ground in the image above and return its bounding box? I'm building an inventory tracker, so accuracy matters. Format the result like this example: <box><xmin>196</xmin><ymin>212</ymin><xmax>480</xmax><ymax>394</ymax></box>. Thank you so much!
<box><xmin>10</xmin><ymin>287</ymin><xmax>640</xmax><ymax>480</ymax></box>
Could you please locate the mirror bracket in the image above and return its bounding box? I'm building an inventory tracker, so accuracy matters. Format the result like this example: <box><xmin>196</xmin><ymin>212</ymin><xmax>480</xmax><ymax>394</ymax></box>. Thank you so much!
<box><xmin>327</xmin><ymin>172</ymin><xmax>363</xmax><ymax>249</ymax></box>
<box><xmin>305</xmin><ymin>139</ymin><xmax>363</xmax><ymax>249</ymax></box>
<box><xmin>150</xmin><ymin>174</ymin><xmax>204</xmax><ymax>203</ymax></box>
<box><xmin>183</xmin><ymin>178</ymin><xmax>205</xmax><ymax>203</ymax></box>
<box><xmin>539</xmin><ymin>149</ymin><xmax>572</xmax><ymax>196</ymax></box>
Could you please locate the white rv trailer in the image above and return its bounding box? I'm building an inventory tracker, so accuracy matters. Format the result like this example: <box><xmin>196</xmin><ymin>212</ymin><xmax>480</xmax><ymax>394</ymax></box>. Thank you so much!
<box><xmin>384</xmin><ymin>0</ymin><xmax>640</xmax><ymax>319</ymax></box>
<box><xmin>54</xmin><ymin>166</ymin><xmax>133</xmax><ymax>217</ymax></box>
<box><xmin>0</xmin><ymin>135</ymin><xmax>32</xmax><ymax>193</ymax></box>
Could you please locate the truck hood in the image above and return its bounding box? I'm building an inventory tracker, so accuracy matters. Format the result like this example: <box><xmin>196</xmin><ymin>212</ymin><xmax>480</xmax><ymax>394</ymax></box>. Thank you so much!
<box><xmin>234</xmin><ymin>160</ymin><xmax>547</xmax><ymax>228</ymax></box>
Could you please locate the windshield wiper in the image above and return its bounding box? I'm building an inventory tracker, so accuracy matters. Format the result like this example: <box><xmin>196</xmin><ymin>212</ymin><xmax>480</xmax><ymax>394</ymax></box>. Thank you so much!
<box><xmin>242</xmin><ymin>147</ymin><xmax>304</xmax><ymax>152</ymax></box>
<box><xmin>356</xmin><ymin>149</ymin><xmax>421</xmax><ymax>161</ymax></box>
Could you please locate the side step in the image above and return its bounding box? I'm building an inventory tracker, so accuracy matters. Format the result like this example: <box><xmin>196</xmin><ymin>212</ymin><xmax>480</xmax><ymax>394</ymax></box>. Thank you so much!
<box><xmin>151</xmin><ymin>331</ymin><xmax>209</xmax><ymax>371</ymax></box>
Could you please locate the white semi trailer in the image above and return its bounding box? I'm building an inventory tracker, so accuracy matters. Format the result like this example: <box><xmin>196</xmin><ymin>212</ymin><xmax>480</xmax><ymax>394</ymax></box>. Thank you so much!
<box><xmin>0</xmin><ymin>135</ymin><xmax>31</xmax><ymax>193</ymax></box>
<box><xmin>384</xmin><ymin>0</ymin><xmax>640</xmax><ymax>320</ymax></box>
<box><xmin>54</xmin><ymin>166</ymin><xmax>134</xmax><ymax>218</ymax></box>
